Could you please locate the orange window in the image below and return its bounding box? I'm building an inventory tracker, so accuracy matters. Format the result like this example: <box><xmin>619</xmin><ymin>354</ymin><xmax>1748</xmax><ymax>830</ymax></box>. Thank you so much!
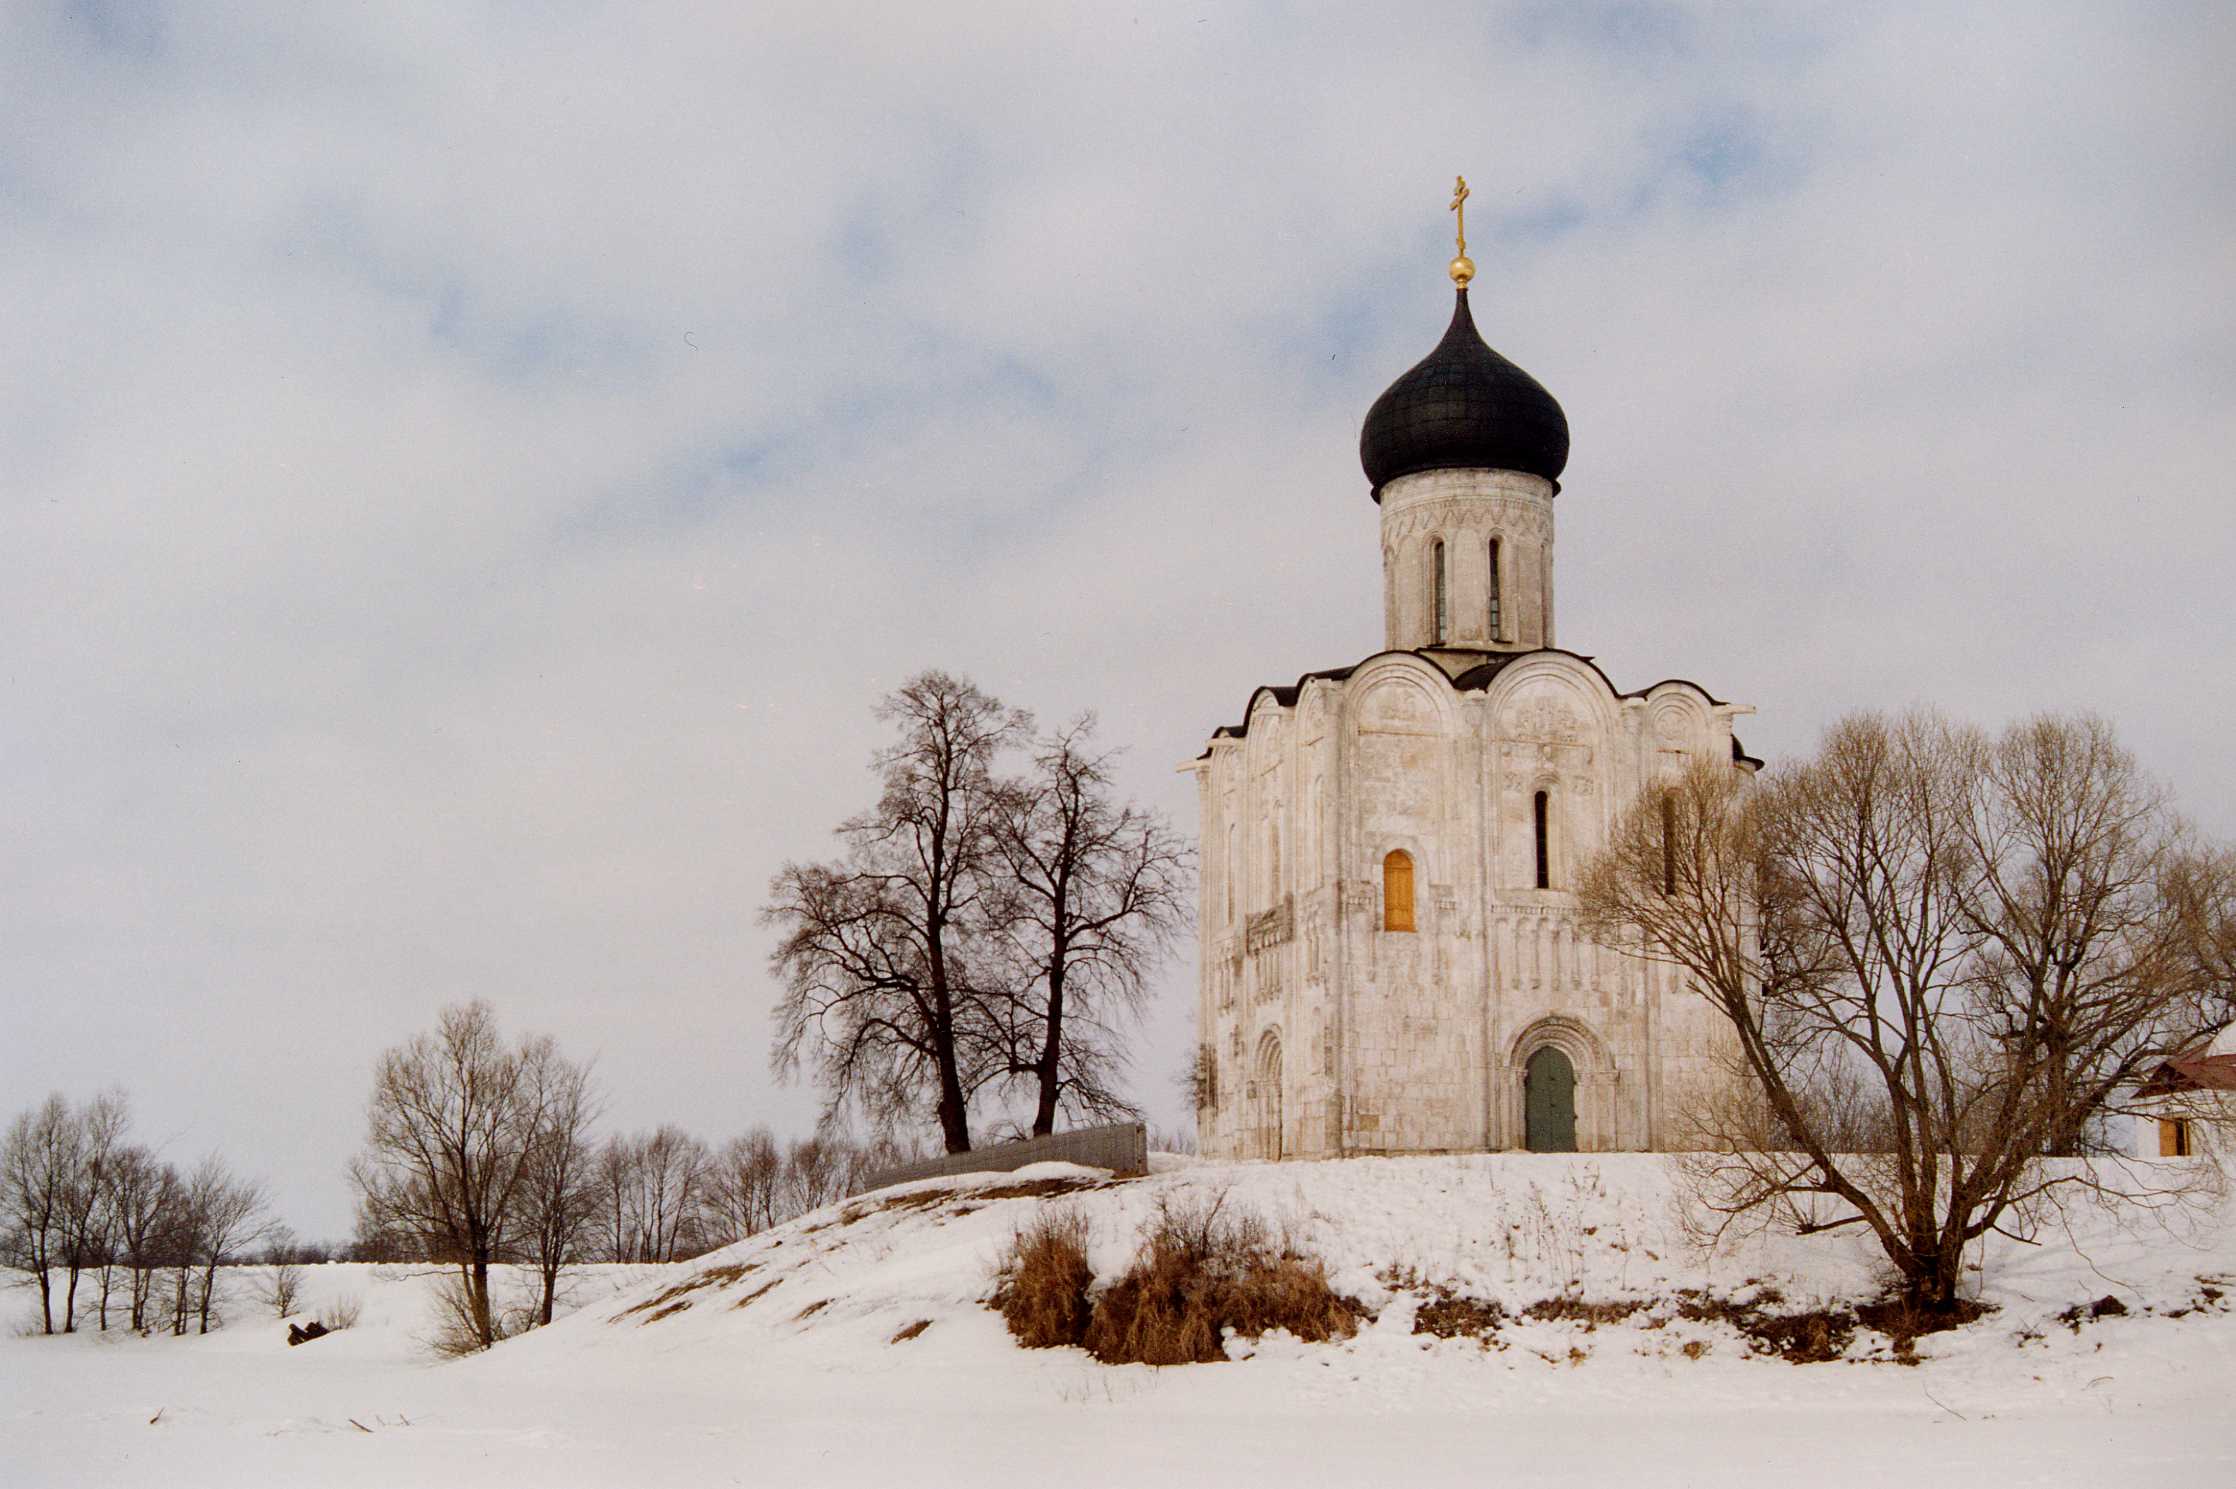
<box><xmin>1383</xmin><ymin>850</ymin><xmax>1415</xmax><ymax>932</ymax></box>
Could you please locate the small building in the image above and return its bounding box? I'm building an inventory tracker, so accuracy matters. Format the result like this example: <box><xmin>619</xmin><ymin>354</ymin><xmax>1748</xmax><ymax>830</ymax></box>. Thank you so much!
<box><xmin>2133</xmin><ymin>1032</ymin><xmax>2236</xmax><ymax>1159</ymax></box>
<box><xmin>1188</xmin><ymin>204</ymin><xmax>1755</xmax><ymax>1161</ymax></box>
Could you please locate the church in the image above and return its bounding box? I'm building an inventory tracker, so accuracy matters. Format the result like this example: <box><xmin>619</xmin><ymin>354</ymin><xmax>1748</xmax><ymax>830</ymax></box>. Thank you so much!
<box><xmin>1190</xmin><ymin>185</ymin><xmax>1757</xmax><ymax>1160</ymax></box>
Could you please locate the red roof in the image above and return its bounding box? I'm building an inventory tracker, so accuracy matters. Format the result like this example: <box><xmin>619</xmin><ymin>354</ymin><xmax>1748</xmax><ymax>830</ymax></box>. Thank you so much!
<box><xmin>2160</xmin><ymin>1053</ymin><xmax>2236</xmax><ymax>1093</ymax></box>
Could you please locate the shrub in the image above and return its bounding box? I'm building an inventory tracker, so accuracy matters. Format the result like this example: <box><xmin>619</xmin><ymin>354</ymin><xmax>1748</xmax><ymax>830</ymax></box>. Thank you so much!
<box><xmin>426</xmin><ymin>1275</ymin><xmax>517</xmax><ymax>1359</ymax></box>
<box><xmin>321</xmin><ymin>1294</ymin><xmax>363</xmax><ymax>1332</ymax></box>
<box><xmin>263</xmin><ymin>1262</ymin><xmax>307</xmax><ymax>1319</ymax></box>
<box><xmin>992</xmin><ymin>1209</ymin><xmax>1095</xmax><ymax>1349</ymax></box>
<box><xmin>1079</xmin><ymin>1192</ymin><xmax>1358</xmax><ymax>1366</ymax></box>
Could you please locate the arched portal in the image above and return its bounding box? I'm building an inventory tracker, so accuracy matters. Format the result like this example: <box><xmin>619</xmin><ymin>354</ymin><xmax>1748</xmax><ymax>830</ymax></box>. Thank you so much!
<box><xmin>1524</xmin><ymin>1046</ymin><xmax>1577</xmax><ymax>1153</ymax></box>
<box><xmin>1253</xmin><ymin>1032</ymin><xmax>1285</xmax><ymax>1160</ymax></box>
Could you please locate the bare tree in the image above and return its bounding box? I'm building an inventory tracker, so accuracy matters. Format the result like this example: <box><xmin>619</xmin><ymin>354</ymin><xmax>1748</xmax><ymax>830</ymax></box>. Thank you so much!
<box><xmin>1952</xmin><ymin>715</ymin><xmax>2234</xmax><ymax>1152</ymax></box>
<box><xmin>54</xmin><ymin>1091</ymin><xmax>128</xmax><ymax>1334</ymax></box>
<box><xmin>781</xmin><ymin>1136</ymin><xmax>850</xmax><ymax>1217</ymax></box>
<box><xmin>842</xmin><ymin>1133</ymin><xmax>921</xmax><ymax>1196</ymax></box>
<box><xmin>1577</xmin><ymin>710</ymin><xmax>2233</xmax><ymax>1314</ymax></box>
<box><xmin>348</xmin><ymin>1001</ymin><xmax>569</xmax><ymax>1350</ymax></box>
<box><xmin>703</xmin><ymin>1127</ymin><xmax>787</xmax><ymax>1244</ymax></box>
<box><xmin>259</xmin><ymin>1225</ymin><xmax>308</xmax><ymax>1319</ymax></box>
<box><xmin>767</xmin><ymin>671</ymin><xmax>1028</xmax><ymax>1152</ymax></box>
<box><xmin>184</xmin><ymin>1154</ymin><xmax>268</xmax><ymax>1334</ymax></box>
<box><xmin>86</xmin><ymin>1139</ymin><xmax>138</xmax><ymax>1333</ymax></box>
<box><xmin>517</xmin><ymin>1054</ymin><xmax>599</xmax><ymax>1325</ymax></box>
<box><xmin>593</xmin><ymin>1126</ymin><xmax>715</xmax><ymax>1263</ymax></box>
<box><xmin>1</xmin><ymin>1094</ymin><xmax>80</xmax><ymax>1333</ymax></box>
<box><xmin>644</xmin><ymin>1126</ymin><xmax>714</xmax><ymax>1260</ymax></box>
<box><xmin>988</xmin><ymin>716</ymin><xmax>1193</xmax><ymax>1135</ymax></box>
<box><xmin>590</xmin><ymin>1134</ymin><xmax>634</xmax><ymax>1263</ymax></box>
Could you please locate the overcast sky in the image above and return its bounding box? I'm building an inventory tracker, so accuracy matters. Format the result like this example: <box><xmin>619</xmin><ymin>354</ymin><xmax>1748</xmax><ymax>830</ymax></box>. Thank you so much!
<box><xmin>5</xmin><ymin>2</ymin><xmax>2232</xmax><ymax>1239</ymax></box>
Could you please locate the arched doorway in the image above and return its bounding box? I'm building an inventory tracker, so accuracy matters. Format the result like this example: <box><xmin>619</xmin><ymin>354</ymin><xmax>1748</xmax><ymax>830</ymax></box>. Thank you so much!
<box><xmin>1524</xmin><ymin>1046</ymin><xmax>1577</xmax><ymax>1153</ymax></box>
<box><xmin>1254</xmin><ymin>1032</ymin><xmax>1285</xmax><ymax>1160</ymax></box>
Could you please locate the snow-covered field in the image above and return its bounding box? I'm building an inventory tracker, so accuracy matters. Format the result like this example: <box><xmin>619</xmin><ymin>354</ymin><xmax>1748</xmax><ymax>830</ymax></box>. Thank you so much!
<box><xmin>4</xmin><ymin>1154</ymin><xmax>2231</xmax><ymax>1487</ymax></box>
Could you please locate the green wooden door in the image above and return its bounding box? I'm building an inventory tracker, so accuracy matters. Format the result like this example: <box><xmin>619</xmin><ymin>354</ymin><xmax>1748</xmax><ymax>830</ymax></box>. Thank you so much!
<box><xmin>1525</xmin><ymin>1047</ymin><xmax>1577</xmax><ymax>1153</ymax></box>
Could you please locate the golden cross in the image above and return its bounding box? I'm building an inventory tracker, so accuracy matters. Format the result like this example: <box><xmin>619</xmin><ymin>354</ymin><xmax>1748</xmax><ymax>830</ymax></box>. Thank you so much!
<box><xmin>1447</xmin><ymin>176</ymin><xmax>1475</xmax><ymax>288</ymax></box>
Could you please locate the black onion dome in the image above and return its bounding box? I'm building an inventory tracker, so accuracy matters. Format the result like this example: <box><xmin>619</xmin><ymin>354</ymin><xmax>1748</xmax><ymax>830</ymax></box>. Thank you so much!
<box><xmin>1359</xmin><ymin>289</ymin><xmax>1569</xmax><ymax>498</ymax></box>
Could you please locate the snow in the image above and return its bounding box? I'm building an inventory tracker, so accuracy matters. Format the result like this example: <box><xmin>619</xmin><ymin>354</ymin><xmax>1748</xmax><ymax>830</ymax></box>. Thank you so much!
<box><xmin>4</xmin><ymin>1154</ymin><xmax>2231</xmax><ymax>1487</ymax></box>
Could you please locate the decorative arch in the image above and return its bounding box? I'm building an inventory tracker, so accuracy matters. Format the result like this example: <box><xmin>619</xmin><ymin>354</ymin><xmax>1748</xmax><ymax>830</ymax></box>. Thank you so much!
<box><xmin>1505</xmin><ymin>1016</ymin><xmax>1620</xmax><ymax>1154</ymax></box>
<box><xmin>1482</xmin><ymin>656</ymin><xmax>1625</xmax><ymax>742</ymax></box>
<box><xmin>1484</xmin><ymin>661</ymin><xmax>1620</xmax><ymax>896</ymax></box>
<box><xmin>1340</xmin><ymin>653</ymin><xmax>1464</xmax><ymax>735</ymax></box>
<box><xmin>1508</xmin><ymin>1013</ymin><xmax>1615</xmax><ymax>1074</ymax></box>
<box><xmin>1648</xmin><ymin>689</ymin><xmax>1710</xmax><ymax>784</ymax></box>
<box><xmin>1349</xmin><ymin>676</ymin><xmax>1451</xmax><ymax>737</ymax></box>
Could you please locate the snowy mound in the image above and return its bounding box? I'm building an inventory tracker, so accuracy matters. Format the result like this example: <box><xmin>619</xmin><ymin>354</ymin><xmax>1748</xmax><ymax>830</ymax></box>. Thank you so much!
<box><xmin>7</xmin><ymin>1155</ymin><xmax>2231</xmax><ymax>1488</ymax></box>
<box><xmin>524</xmin><ymin>1153</ymin><xmax>2231</xmax><ymax>1375</ymax></box>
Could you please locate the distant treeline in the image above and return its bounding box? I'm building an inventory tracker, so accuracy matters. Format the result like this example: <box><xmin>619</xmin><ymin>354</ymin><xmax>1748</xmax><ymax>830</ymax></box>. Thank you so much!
<box><xmin>348</xmin><ymin>1125</ymin><xmax>921</xmax><ymax>1267</ymax></box>
<box><xmin>3</xmin><ymin>1091</ymin><xmax>267</xmax><ymax>1337</ymax></box>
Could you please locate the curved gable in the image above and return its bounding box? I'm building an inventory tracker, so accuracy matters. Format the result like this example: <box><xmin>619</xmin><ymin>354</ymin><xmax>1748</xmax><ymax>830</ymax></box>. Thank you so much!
<box><xmin>1340</xmin><ymin>652</ymin><xmax>1463</xmax><ymax>738</ymax></box>
<box><xmin>1480</xmin><ymin>652</ymin><xmax>1623</xmax><ymax>741</ymax></box>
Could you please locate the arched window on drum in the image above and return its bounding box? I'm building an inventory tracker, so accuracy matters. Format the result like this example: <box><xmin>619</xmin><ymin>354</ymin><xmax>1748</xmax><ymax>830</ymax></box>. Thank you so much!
<box><xmin>1430</xmin><ymin>540</ymin><xmax>1448</xmax><ymax>644</ymax></box>
<box><xmin>1487</xmin><ymin>537</ymin><xmax>1503</xmax><ymax>639</ymax></box>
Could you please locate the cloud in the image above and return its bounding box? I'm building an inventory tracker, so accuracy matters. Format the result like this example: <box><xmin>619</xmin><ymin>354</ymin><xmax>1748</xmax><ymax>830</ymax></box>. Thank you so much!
<box><xmin>2</xmin><ymin>1</ymin><xmax>2231</xmax><ymax>1234</ymax></box>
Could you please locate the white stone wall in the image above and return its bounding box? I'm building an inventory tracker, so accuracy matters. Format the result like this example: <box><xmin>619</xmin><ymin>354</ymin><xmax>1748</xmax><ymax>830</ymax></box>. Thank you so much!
<box><xmin>1193</xmin><ymin>645</ymin><xmax>1752</xmax><ymax>1161</ymax></box>
<box><xmin>1379</xmin><ymin>468</ymin><xmax>1556</xmax><ymax>652</ymax></box>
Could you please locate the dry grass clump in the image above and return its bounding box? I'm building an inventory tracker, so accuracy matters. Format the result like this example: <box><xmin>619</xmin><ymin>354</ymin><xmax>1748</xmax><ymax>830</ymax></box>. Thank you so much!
<box><xmin>974</xmin><ymin>1176</ymin><xmax>1108</xmax><ymax>1203</ymax></box>
<box><xmin>1412</xmin><ymin>1291</ymin><xmax>1509</xmax><ymax>1345</ymax></box>
<box><xmin>1664</xmin><ymin>1285</ymin><xmax>1972</xmax><ymax>1365</ymax></box>
<box><xmin>991</xmin><ymin>1191</ymin><xmax>1362</xmax><ymax>1365</ymax></box>
<box><xmin>1859</xmin><ymin>1292</ymin><xmax>1987</xmax><ymax>1354</ymax></box>
<box><xmin>1522</xmin><ymin>1296</ymin><xmax>1647</xmax><ymax>1330</ymax></box>
<box><xmin>616</xmin><ymin>1264</ymin><xmax>754</xmax><ymax>1323</ymax></box>
<box><xmin>730</xmin><ymin>1279</ymin><xmax>781</xmax><ymax>1312</ymax></box>
<box><xmin>1380</xmin><ymin>1267</ymin><xmax>1508</xmax><ymax>1347</ymax></box>
<box><xmin>991</xmin><ymin>1208</ymin><xmax>1096</xmax><ymax>1349</ymax></box>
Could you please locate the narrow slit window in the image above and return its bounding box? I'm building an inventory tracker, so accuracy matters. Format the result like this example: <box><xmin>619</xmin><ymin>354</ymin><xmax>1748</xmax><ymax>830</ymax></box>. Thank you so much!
<box><xmin>1533</xmin><ymin>791</ymin><xmax>1551</xmax><ymax>890</ymax></box>
<box><xmin>1488</xmin><ymin>538</ymin><xmax>1503</xmax><ymax>638</ymax></box>
<box><xmin>1226</xmin><ymin>824</ymin><xmax>1238</xmax><ymax>923</ymax></box>
<box><xmin>1383</xmin><ymin>850</ymin><xmax>1415</xmax><ymax>932</ymax></box>
<box><xmin>1431</xmin><ymin>540</ymin><xmax>1448</xmax><ymax>644</ymax></box>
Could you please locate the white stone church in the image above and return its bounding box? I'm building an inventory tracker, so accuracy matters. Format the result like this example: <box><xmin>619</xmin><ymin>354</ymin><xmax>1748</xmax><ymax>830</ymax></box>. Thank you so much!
<box><xmin>1190</xmin><ymin>246</ymin><xmax>1757</xmax><ymax>1160</ymax></box>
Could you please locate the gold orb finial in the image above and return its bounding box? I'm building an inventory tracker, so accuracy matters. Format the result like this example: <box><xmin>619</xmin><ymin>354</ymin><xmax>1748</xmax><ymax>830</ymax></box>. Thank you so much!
<box><xmin>1448</xmin><ymin>175</ymin><xmax>1474</xmax><ymax>288</ymax></box>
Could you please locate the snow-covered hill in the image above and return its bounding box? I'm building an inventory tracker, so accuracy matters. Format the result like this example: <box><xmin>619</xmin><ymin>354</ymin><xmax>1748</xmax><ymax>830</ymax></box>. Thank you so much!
<box><xmin>5</xmin><ymin>1154</ymin><xmax>2231</xmax><ymax>1487</ymax></box>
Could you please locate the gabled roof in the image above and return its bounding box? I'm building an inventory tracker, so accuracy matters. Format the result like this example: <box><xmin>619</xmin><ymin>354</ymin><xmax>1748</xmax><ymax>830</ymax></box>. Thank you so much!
<box><xmin>2141</xmin><ymin>1053</ymin><xmax>2236</xmax><ymax>1096</ymax></box>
